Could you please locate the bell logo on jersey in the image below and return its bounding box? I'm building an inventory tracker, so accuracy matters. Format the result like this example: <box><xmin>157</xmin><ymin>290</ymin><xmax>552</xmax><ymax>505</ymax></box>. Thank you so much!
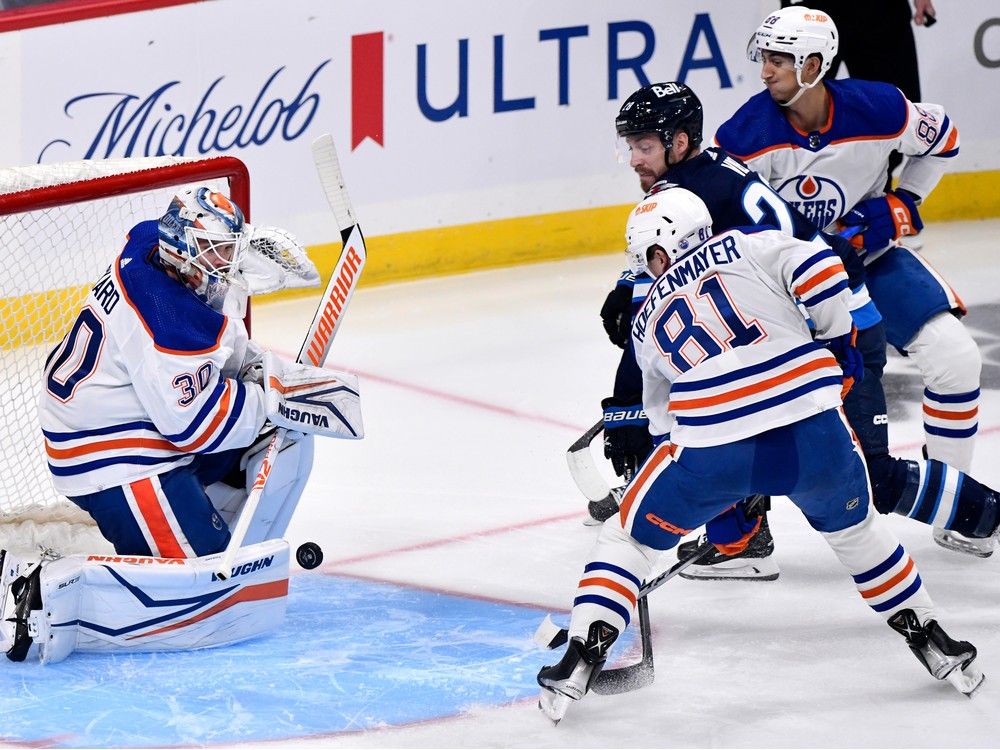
<box><xmin>775</xmin><ymin>174</ymin><xmax>847</xmax><ymax>230</ymax></box>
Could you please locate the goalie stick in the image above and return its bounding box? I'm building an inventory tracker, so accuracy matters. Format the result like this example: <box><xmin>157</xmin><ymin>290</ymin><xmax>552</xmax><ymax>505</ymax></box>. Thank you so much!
<box><xmin>534</xmin><ymin>495</ymin><xmax>768</xmax><ymax>694</ymax></box>
<box><xmin>216</xmin><ymin>133</ymin><xmax>366</xmax><ymax>580</ymax></box>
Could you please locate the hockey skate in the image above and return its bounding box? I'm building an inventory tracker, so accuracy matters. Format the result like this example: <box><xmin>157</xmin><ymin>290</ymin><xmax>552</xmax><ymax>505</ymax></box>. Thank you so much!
<box><xmin>932</xmin><ymin>527</ymin><xmax>995</xmax><ymax>559</ymax></box>
<box><xmin>677</xmin><ymin>513</ymin><xmax>779</xmax><ymax>581</ymax></box>
<box><xmin>584</xmin><ymin>486</ymin><xmax>626</xmax><ymax>526</ymax></box>
<box><xmin>888</xmin><ymin>609</ymin><xmax>985</xmax><ymax>697</ymax></box>
<box><xmin>537</xmin><ymin>620</ymin><xmax>618</xmax><ymax>724</ymax></box>
<box><xmin>1</xmin><ymin>551</ymin><xmax>43</xmax><ymax>663</ymax></box>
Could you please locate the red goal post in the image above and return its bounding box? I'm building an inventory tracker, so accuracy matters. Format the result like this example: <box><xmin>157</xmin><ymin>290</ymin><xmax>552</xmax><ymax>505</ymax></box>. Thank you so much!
<box><xmin>0</xmin><ymin>156</ymin><xmax>250</xmax><ymax>553</ymax></box>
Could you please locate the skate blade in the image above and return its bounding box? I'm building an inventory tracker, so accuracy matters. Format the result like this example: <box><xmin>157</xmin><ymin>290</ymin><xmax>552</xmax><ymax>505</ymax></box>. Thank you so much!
<box><xmin>582</xmin><ymin>516</ymin><xmax>603</xmax><ymax>527</ymax></box>
<box><xmin>538</xmin><ymin>688</ymin><xmax>573</xmax><ymax>725</ymax></box>
<box><xmin>946</xmin><ymin>666</ymin><xmax>986</xmax><ymax>698</ymax></box>
<box><xmin>679</xmin><ymin>557</ymin><xmax>780</xmax><ymax>581</ymax></box>
<box><xmin>932</xmin><ymin>531</ymin><xmax>995</xmax><ymax>559</ymax></box>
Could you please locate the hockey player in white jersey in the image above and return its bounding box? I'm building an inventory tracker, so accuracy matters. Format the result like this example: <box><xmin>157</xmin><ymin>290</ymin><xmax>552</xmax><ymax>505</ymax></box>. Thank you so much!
<box><xmin>1</xmin><ymin>185</ymin><xmax>362</xmax><ymax>663</ymax></box>
<box><xmin>537</xmin><ymin>187</ymin><xmax>984</xmax><ymax>723</ymax></box>
<box><xmin>717</xmin><ymin>6</ymin><xmax>985</xmax><ymax>555</ymax></box>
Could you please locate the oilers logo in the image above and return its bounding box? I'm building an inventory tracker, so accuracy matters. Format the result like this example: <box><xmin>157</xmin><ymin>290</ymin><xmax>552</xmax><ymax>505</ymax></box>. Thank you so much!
<box><xmin>775</xmin><ymin>174</ymin><xmax>846</xmax><ymax>230</ymax></box>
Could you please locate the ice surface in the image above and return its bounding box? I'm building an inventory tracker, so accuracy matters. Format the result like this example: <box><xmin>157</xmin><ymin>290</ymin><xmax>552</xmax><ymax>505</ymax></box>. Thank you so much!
<box><xmin>4</xmin><ymin>220</ymin><xmax>1000</xmax><ymax>748</ymax></box>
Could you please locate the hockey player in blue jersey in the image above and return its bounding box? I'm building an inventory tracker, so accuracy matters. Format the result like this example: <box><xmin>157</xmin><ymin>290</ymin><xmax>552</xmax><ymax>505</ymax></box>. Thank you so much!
<box><xmin>597</xmin><ymin>81</ymin><xmax>1000</xmax><ymax>580</ymax></box>
<box><xmin>537</xmin><ymin>188</ymin><xmax>984</xmax><ymax>723</ymax></box>
<box><xmin>717</xmin><ymin>6</ymin><xmax>986</xmax><ymax>556</ymax></box>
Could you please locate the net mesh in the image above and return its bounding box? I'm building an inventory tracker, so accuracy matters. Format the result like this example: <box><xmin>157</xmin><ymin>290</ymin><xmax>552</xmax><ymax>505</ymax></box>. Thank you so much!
<box><xmin>0</xmin><ymin>157</ymin><xmax>246</xmax><ymax>551</ymax></box>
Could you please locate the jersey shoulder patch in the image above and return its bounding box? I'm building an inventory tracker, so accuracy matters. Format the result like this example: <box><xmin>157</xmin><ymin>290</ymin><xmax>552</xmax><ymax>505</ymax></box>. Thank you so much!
<box><xmin>715</xmin><ymin>91</ymin><xmax>790</xmax><ymax>160</ymax></box>
<box><xmin>827</xmin><ymin>79</ymin><xmax>908</xmax><ymax>140</ymax></box>
<box><xmin>116</xmin><ymin>220</ymin><xmax>227</xmax><ymax>353</ymax></box>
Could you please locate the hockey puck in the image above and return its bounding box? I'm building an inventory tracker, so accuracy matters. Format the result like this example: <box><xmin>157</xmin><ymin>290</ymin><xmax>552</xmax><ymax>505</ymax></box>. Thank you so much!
<box><xmin>296</xmin><ymin>542</ymin><xmax>324</xmax><ymax>569</ymax></box>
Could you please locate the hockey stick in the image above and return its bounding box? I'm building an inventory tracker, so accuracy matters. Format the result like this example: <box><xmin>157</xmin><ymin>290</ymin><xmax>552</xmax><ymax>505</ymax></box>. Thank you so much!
<box><xmin>216</xmin><ymin>133</ymin><xmax>365</xmax><ymax>580</ymax></box>
<box><xmin>566</xmin><ymin>419</ymin><xmax>612</xmax><ymax>502</ymax></box>
<box><xmin>534</xmin><ymin>495</ymin><xmax>768</xmax><ymax>693</ymax></box>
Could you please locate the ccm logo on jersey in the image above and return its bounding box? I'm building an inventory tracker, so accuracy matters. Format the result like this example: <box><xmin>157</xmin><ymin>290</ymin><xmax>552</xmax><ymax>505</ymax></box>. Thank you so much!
<box><xmin>873</xmin><ymin>414</ymin><xmax>889</xmax><ymax>425</ymax></box>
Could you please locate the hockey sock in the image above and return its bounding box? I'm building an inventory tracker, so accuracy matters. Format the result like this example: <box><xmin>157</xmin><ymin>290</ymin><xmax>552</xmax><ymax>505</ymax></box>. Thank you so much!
<box><xmin>886</xmin><ymin>459</ymin><xmax>999</xmax><ymax>538</ymax></box>
<box><xmin>923</xmin><ymin>387</ymin><xmax>978</xmax><ymax>472</ymax></box>
<box><xmin>822</xmin><ymin>512</ymin><xmax>934</xmax><ymax>623</ymax></box>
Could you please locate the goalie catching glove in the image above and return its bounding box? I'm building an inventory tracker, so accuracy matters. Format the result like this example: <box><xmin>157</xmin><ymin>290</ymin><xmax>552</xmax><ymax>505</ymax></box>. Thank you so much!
<box><xmin>263</xmin><ymin>351</ymin><xmax>364</xmax><ymax>439</ymax></box>
<box><xmin>238</xmin><ymin>225</ymin><xmax>321</xmax><ymax>295</ymax></box>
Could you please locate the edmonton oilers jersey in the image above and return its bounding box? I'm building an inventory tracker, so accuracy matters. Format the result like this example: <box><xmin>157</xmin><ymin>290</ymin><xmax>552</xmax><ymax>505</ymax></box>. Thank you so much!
<box><xmin>38</xmin><ymin>220</ymin><xmax>268</xmax><ymax>495</ymax></box>
<box><xmin>715</xmin><ymin>78</ymin><xmax>958</xmax><ymax>240</ymax></box>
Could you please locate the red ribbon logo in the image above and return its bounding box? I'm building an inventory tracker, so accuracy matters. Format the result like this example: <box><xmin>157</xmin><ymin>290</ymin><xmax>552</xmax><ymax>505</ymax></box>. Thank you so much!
<box><xmin>351</xmin><ymin>32</ymin><xmax>384</xmax><ymax>149</ymax></box>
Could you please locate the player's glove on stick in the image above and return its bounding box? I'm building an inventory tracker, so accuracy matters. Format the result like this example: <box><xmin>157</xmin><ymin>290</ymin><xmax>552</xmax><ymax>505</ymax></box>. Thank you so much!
<box><xmin>600</xmin><ymin>283</ymin><xmax>633</xmax><ymax>349</ymax></box>
<box><xmin>706</xmin><ymin>498</ymin><xmax>764</xmax><ymax>555</ymax></box>
<box><xmin>601</xmin><ymin>396</ymin><xmax>653</xmax><ymax>479</ymax></box>
<box><xmin>821</xmin><ymin>325</ymin><xmax>864</xmax><ymax>399</ymax></box>
<box><xmin>839</xmin><ymin>189</ymin><xmax>923</xmax><ymax>252</ymax></box>
<box><xmin>263</xmin><ymin>351</ymin><xmax>364</xmax><ymax>439</ymax></box>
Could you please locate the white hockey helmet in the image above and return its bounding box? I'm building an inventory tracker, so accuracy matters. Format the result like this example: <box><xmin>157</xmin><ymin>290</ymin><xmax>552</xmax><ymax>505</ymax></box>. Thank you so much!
<box><xmin>748</xmin><ymin>7</ymin><xmax>839</xmax><ymax>92</ymax></box>
<box><xmin>625</xmin><ymin>185</ymin><xmax>713</xmax><ymax>275</ymax></box>
<box><xmin>157</xmin><ymin>186</ymin><xmax>249</xmax><ymax>308</ymax></box>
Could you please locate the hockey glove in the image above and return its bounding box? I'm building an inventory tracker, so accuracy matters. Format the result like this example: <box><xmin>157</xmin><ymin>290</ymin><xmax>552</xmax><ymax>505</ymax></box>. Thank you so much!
<box><xmin>821</xmin><ymin>325</ymin><xmax>864</xmax><ymax>399</ymax></box>
<box><xmin>600</xmin><ymin>283</ymin><xmax>633</xmax><ymax>349</ymax></box>
<box><xmin>601</xmin><ymin>397</ymin><xmax>653</xmax><ymax>480</ymax></box>
<box><xmin>706</xmin><ymin>499</ymin><xmax>764</xmax><ymax>556</ymax></box>
<box><xmin>263</xmin><ymin>351</ymin><xmax>364</xmax><ymax>439</ymax></box>
<box><xmin>839</xmin><ymin>189</ymin><xmax>923</xmax><ymax>252</ymax></box>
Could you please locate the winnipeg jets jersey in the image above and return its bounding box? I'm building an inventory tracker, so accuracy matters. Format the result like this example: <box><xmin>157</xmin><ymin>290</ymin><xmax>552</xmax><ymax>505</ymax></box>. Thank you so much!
<box><xmin>39</xmin><ymin>220</ymin><xmax>267</xmax><ymax>496</ymax></box>
<box><xmin>633</xmin><ymin>227</ymin><xmax>852</xmax><ymax>447</ymax></box>
<box><xmin>715</xmin><ymin>79</ymin><xmax>959</xmax><ymax>249</ymax></box>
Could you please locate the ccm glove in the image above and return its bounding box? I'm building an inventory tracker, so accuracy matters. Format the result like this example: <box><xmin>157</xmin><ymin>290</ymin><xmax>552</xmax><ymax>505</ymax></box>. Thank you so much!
<box><xmin>821</xmin><ymin>325</ymin><xmax>864</xmax><ymax>399</ymax></box>
<box><xmin>839</xmin><ymin>189</ymin><xmax>923</xmax><ymax>252</ymax></box>
<box><xmin>706</xmin><ymin>497</ymin><xmax>765</xmax><ymax>556</ymax></box>
<box><xmin>601</xmin><ymin>396</ymin><xmax>652</xmax><ymax>480</ymax></box>
<box><xmin>600</xmin><ymin>283</ymin><xmax>633</xmax><ymax>349</ymax></box>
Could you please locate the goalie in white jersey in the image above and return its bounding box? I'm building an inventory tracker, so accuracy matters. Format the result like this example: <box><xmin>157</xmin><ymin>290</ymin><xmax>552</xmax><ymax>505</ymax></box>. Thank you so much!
<box><xmin>716</xmin><ymin>6</ymin><xmax>985</xmax><ymax>555</ymax></box>
<box><xmin>537</xmin><ymin>187</ymin><xmax>983</xmax><ymax>723</ymax></box>
<box><xmin>1</xmin><ymin>185</ymin><xmax>362</xmax><ymax>663</ymax></box>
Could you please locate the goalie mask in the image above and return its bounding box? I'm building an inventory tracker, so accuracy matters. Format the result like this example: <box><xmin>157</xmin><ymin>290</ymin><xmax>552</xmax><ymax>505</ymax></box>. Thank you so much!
<box><xmin>748</xmin><ymin>7</ymin><xmax>839</xmax><ymax>105</ymax></box>
<box><xmin>157</xmin><ymin>186</ymin><xmax>249</xmax><ymax>309</ymax></box>
<box><xmin>615</xmin><ymin>82</ymin><xmax>704</xmax><ymax>156</ymax></box>
<box><xmin>625</xmin><ymin>186</ymin><xmax>713</xmax><ymax>275</ymax></box>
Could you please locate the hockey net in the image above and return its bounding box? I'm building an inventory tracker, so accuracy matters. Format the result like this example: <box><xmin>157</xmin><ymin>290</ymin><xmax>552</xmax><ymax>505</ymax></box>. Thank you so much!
<box><xmin>0</xmin><ymin>156</ymin><xmax>250</xmax><ymax>555</ymax></box>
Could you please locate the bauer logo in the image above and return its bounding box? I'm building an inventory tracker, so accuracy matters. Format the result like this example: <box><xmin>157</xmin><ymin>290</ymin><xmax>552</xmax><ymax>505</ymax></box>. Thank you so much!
<box><xmin>774</xmin><ymin>174</ymin><xmax>846</xmax><ymax>229</ymax></box>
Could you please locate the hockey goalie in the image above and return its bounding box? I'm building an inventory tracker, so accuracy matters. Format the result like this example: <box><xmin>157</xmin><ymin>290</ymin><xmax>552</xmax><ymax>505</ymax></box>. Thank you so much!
<box><xmin>0</xmin><ymin>185</ymin><xmax>363</xmax><ymax>664</ymax></box>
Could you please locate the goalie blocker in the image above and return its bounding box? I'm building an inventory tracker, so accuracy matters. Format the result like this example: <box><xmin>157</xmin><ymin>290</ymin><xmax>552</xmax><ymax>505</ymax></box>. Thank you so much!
<box><xmin>263</xmin><ymin>351</ymin><xmax>363</xmax><ymax>439</ymax></box>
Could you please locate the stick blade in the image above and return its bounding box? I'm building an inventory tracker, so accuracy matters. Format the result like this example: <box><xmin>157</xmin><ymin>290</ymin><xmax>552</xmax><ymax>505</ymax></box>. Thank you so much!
<box><xmin>311</xmin><ymin>133</ymin><xmax>356</xmax><ymax>232</ymax></box>
<box><xmin>591</xmin><ymin>596</ymin><xmax>654</xmax><ymax>695</ymax></box>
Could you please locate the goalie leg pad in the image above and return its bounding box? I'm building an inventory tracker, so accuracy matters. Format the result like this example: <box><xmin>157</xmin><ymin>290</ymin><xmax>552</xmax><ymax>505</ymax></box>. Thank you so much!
<box><xmin>231</xmin><ymin>434</ymin><xmax>315</xmax><ymax>546</ymax></box>
<box><xmin>25</xmin><ymin>539</ymin><xmax>289</xmax><ymax>664</ymax></box>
